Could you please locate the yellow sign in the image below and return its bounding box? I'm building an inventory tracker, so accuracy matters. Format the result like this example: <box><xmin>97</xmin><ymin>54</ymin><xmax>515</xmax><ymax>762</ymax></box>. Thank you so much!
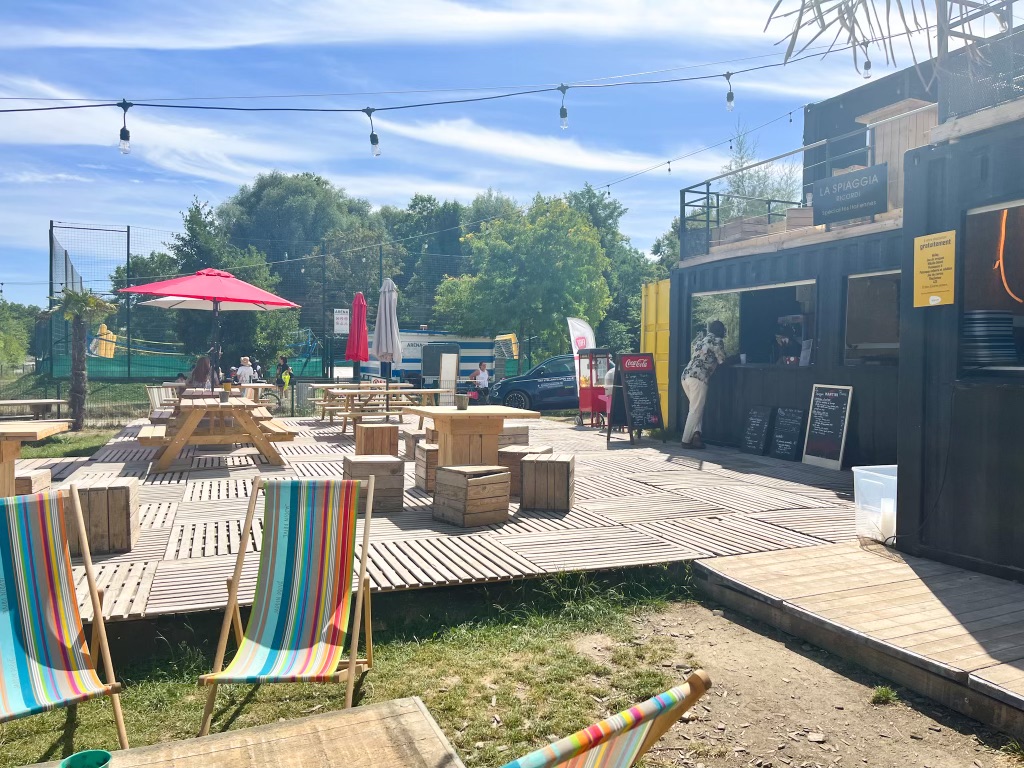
<box><xmin>913</xmin><ymin>230</ymin><xmax>956</xmax><ymax>307</ymax></box>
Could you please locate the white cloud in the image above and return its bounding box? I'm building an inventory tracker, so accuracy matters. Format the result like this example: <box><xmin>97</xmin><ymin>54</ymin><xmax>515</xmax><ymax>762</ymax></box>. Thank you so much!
<box><xmin>378</xmin><ymin>116</ymin><xmax>728</xmax><ymax>176</ymax></box>
<box><xmin>0</xmin><ymin>0</ymin><xmax>777</xmax><ymax>50</ymax></box>
<box><xmin>1</xmin><ymin>171</ymin><xmax>92</xmax><ymax>183</ymax></box>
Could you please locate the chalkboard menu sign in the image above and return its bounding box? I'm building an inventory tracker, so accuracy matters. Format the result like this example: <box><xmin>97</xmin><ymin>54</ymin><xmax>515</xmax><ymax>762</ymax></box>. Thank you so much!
<box><xmin>606</xmin><ymin>352</ymin><xmax>663</xmax><ymax>445</ymax></box>
<box><xmin>740</xmin><ymin>406</ymin><xmax>774</xmax><ymax>455</ymax></box>
<box><xmin>770</xmin><ymin>408</ymin><xmax>806</xmax><ymax>461</ymax></box>
<box><xmin>803</xmin><ymin>384</ymin><xmax>853</xmax><ymax>470</ymax></box>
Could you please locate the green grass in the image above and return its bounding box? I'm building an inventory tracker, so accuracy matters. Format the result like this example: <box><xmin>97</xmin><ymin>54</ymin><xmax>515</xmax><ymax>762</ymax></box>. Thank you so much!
<box><xmin>870</xmin><ymin>685</ymin><xmax>899</xmax><ymax>706</ymax></box>
<box><xmin>19</xmin><ymin>430</ymin><xmax>117</xmax><ymax>459</ymax></box>
<box><xmin>0</xmin><ymin>569</ymin><xmax>694</xmax><ymax>768</ymax></box>
<box><xmin>1002</xmin><ymin>738</ymin><xmax>1024</xmax><ymax>762</ymax></box>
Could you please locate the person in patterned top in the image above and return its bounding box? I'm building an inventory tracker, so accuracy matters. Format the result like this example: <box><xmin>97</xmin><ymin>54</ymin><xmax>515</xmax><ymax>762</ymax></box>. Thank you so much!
<box><xmin>681</xmin><ymin>320</ymin><xmax>729</xmax><ymax>449</ymax></box>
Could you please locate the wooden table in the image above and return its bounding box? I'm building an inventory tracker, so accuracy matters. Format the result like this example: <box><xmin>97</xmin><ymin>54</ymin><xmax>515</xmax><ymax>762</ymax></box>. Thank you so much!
<box><xmin>151</xmin><ymin>396</ymin><xmax>288</xmax><ymax>472</ymax></box>
<box><xmin>0</xmin><ymin>399</ymin><xmax>68</xmax><ymax>419</ymax></box>
<box><xmin>403</xmin><ymin>405</ymin><xmax>541</xmax><ymax>467</ymax></box>
<box><xmin>26</xmin><ymin>697</ymin><xmax>465</xmax><ymax>768</ymax></box>
<box><xmin>0</xmin><ymin>420</ymin><xmax>70</xmax><ymax>496</ymax></box>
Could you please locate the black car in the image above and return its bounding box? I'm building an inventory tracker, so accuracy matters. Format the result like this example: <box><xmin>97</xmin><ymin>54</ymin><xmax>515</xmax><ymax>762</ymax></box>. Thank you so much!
<box><xmin>488</xmin><ymin>354</ymin><xmax>578</xmax><ymax>411</ymax></box>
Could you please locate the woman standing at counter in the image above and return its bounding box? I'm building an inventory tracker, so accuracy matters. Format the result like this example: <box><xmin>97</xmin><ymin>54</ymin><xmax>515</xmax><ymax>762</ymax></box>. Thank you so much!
<box><xmin>681</xmin><ymin>320</ymin><xmax>732</xmax><ymax>449</ymax></box>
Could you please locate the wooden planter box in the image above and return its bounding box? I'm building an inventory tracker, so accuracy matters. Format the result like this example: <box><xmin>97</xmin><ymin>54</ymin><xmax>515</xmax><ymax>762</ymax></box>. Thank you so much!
<box><xmin>497</xmin><ymin>444</ymin><xmax>553</xmax><ymax>497</ymax></box>
<box><xmin>433</xmin><ymin>466</ymin><xmax>510</xmax><ymax>527</ymax></box>
<box><xmin>66</xmin><ymin>477</ymin><xmax>140</xmax><ymax>556</ymax></box>
<box><xmin>498</xmin><ymin>425</ymin><xmax>530</xmax><ymax>447</ymax></box>
<box><xmin>343</xmin><ymin>454</ymin><xmax>404</xmax><ymax>513</ymax></box>
<box><xmin>520</xmin><ymin>454</ymin><xmax>575</xmax><ymax>512</ymax></box>
<box><xmin>355</xmin><ymin>424</ymin><xmax>400</xmax><ymax>456</ymax></box>
<box><xmin>415</xmin><ymin>443</ymin><xmax>438</xmax><ymax>492</ymax></box>
<box><xmin>15</xmin><ymin>468</ymin><xmax>51</xmax><ymax>494</ymax></box>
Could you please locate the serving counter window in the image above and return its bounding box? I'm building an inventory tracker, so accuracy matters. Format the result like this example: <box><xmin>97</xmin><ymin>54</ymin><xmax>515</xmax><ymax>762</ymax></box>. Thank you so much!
<box><xmin>691</xmin><ymin>281</ymin><xmax>817</xmax><ymax>366</ymax></box>
<box><xmin>845</xmin><ymin>272</ymin><xmax>900</xmax><ymax>366</ymax></box>
<box><xmin>962</xmin><ymin>200</ymin><xmax>1024</xmax><ymax>373</ymax></box>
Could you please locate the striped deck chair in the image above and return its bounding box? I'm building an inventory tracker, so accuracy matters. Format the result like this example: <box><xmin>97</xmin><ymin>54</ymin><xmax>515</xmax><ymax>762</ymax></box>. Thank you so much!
<box><xmin>199</xmin><ymin>476</ymin><xmax>374</xmax><ymax>736</ymax></box>
<box><xmin>0</xmin><ymin>488</ymin><xmax>129</xmax><ymax>748</ymax></box>
<box><xmin>501</xmin><ymin>671</ymin><xmax>711</xmax><ymax>768</ymax></box>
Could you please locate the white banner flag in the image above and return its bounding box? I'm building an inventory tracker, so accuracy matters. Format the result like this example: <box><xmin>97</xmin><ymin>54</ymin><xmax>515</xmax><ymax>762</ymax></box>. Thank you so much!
<box><xmin>566</xmin><ymin>317</ymin><xmax>596</xmax><ymax>393</ymax></box>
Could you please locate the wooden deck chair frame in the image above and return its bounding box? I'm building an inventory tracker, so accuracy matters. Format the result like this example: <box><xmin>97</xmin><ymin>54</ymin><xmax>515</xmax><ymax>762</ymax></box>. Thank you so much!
<box><xmin>198</xmin><ymin>475</ymin><xmax>375</xmax><ymax>737</ymax></box>
<box><xmin>0</xmin><ymin>487</ymin><xmax>130</xmax><ymax>749</ymax></box>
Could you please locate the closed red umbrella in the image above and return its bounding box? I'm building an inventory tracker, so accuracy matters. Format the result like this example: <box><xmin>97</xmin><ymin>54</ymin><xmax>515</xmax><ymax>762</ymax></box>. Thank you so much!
<box><xmin>345</xmin><ymin>292</ymin><xmax>369</xmax><ymax>365</ymax></box>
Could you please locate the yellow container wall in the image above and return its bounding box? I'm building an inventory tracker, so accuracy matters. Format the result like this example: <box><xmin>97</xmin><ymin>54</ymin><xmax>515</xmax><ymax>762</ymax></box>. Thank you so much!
<box><xmin>640</xmin><ymin>278</ymin><xmax>671</xmax><ymax>424</ymax></box>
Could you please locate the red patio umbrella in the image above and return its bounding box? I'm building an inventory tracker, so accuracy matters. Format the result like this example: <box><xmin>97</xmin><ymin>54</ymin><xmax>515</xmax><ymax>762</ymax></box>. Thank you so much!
<box><xmin>120</xmin><ymin>268</ymin><xmax>299</xmax><ymax>382</ymax></box>
<box><xmin>345</xmin><ymin>293</ymin><xmax>369</xmax><ymax>378</ymax></box>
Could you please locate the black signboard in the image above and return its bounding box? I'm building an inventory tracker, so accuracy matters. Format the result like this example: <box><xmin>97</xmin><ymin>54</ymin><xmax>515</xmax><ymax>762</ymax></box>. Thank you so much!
<box><xmin>813</xmin><ymin>163</ymin><xmax>888</xmax><ymax>225</ymax></box>
<box><xmin>770</xmin><ymin>408</ymin><xmax>806</xmax><ymax>461</ymax></box>
<box><xmin>803</xmin><ymin>384</ymin><xmax>853</xmax><ymax>470</ymax></box>
<box><xmin>740</xmin><ymin>406</ymin><xmax>774</xmax><ymax>455</ymax></box>
<box><xmin>606</xmin><ymin>352</ymin><xmax>663</xmax><ymax>445</ymax></box>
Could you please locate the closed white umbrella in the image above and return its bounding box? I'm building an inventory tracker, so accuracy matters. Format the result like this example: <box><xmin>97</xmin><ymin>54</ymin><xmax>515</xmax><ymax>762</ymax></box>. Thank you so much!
<box><xmin>372</xmin><ymin>278</ymin><xmax>403</xmax><ymax>376</ymax></box>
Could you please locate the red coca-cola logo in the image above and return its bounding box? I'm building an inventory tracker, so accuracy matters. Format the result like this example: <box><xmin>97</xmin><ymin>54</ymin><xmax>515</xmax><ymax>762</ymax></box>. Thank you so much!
<box><xmin>621</xmin><ymin>355</ymin><xmax>652</xmax><ymax>370</ymax></box>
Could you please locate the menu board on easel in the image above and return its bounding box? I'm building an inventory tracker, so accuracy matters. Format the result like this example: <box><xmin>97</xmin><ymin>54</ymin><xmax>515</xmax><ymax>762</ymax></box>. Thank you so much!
<box><xmin>802</xmin><ymin>384</ymin><xmax>853</xmax><ymax>470</ymax></box>
<box><xmin>606</xmin><ymin>352</ymin><xmax>663</xmax><ymax>445</ymax></box>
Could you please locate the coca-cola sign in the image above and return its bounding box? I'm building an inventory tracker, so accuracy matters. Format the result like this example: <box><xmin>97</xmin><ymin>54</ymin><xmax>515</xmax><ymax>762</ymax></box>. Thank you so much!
<box><xmin>620</xmin><ymin>354</ymin><xmax>652</xmax><ymax>371</ymax></box>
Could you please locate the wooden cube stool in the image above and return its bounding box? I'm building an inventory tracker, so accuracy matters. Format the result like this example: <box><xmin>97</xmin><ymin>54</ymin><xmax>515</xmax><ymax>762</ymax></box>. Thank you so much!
<box><xmin>433</xmin><ymin>465</ymin><xmax>510</xmax><ymax>527</ymax></box>
<box><xmin>66</xmin><ymin>476</ymin><xmax>140</xmax><ymax>555</ymax></box>
<box><xmin>403</xmin><ymin>429</ymin><xmax>426</xmax><ymax>459</ymax></box>
<box><xmin>498</xmin><ymin>424</ymin><xmax>530</xmax><ymax>447</ymax></box>
<box><xmin>415</xmin><ymin>443</ymin><xmax>438</xmax><ymax>491</ymax></box>
<box><xmin>520</xmin><ymin>453</ymin><xmax>575</xmax><ymax>512</ymax></box>
<box><xmin>425</xmin><ymin>426</ymin><xmax>438</xmax><ymax>444</ymax></box>
<box><xmin>15</xmin><ymin>468</ymin><xmax>51</xmax><ymax>495</ymax></box>
<box><xmin>497</xmin><ymin>444</ymin><xmax>553</xmax><ymax>497</ymax></box>
<box><xmin>343</xmin><ymin>454</ymin><xmax>404</xmax><ymax>513</ymax></box>
<box><xmin>355</xmin><ymin>423</ymin><xmax>399</xmax><ymax>456</ymax></box>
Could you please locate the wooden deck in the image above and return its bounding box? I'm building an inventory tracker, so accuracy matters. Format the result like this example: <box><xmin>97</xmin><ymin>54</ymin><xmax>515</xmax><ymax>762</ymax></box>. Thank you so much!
<box><xmin>695</xmin><ymin>543</ymin><xmax>1024</xmax><ymax>735</ymax></box>
<box><xmin>17</xmin><ymin>417</ymin><xmax>856</xmax><ymax>623</ymax></box>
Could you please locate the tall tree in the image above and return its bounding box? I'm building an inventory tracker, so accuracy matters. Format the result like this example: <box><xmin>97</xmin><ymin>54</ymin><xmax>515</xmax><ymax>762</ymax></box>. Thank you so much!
<box><xmin>46</xmin><ymin>289</ymin><xmax>116</xmax><ymax>430</ymax></box>
<box><xmin>567</xmin><ymin>185</ymin><xmax>666</xmax><ymax>352</ymax></box>
<box><xmin>434</xmin><ymin>196</ymin><xmax>610</xmax><ymax>355</ymax></box>
<box><xmin>651</xmin><ymin>217</ymin><xmax>680</xmax><ymax>270</ymax></box>
<box><xmin>718</xmin><ymin>126</ymin><xmax>801</xmax><ymax>223</ymax></box>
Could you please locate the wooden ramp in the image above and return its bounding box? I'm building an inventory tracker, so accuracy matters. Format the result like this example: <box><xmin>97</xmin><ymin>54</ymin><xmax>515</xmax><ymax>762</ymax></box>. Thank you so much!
<box><xmin>18</xmin><ymin>417</ymin><xmax>857</xmax><ymax>623</ymax></box>
<box><xmin>695</xmin><ymin>543</ymin><xmax>1024</xmax><ymax>737</ymax></box>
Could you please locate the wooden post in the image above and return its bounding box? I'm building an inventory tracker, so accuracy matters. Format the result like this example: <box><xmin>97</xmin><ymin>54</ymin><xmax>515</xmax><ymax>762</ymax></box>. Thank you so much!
<box><xmin>345</xmin><ymin>475</ymin><xmax>375</xmax><ymax>708</ymax></box>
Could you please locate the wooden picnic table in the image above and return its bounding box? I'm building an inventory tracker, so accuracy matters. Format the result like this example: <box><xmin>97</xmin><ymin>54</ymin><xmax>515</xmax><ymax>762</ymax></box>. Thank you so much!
<box><xmin>322</xmin><ymin>388</ymin><xmax>454</xmax><ymax>431</ymax></box>
<box><xmin>26</xmin><ymin>697</ymin><xmax>465</xmax><ymax>768</ymax></box>
<box><xmin>0</xmin><ymin>399</ymin><xmax>68</xmax><ymax>419</ymax></box>
<box><xmin>143</xmin><ymin>396</ymin><xmax>291</xmax><ymax>472</ymax></box>
<box><xmin>403</xmin><ymin>405</ymin><xmax>541</xmax><ymax>467</ymax></box>
<box><xmin>0</xmin><ymin>420</ymin><xmax>70</xmax><ymax>496</ymax></box>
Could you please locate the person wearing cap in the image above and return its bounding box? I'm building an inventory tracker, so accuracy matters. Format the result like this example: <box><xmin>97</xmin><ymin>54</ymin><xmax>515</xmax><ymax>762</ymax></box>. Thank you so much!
<box><xmin>680</xmin><ymin>320</ymin><xmax>731</xmax><ymax>449</ymax></box>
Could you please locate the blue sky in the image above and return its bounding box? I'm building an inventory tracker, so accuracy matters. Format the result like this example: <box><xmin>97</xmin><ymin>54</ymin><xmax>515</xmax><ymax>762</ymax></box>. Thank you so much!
<box><xmin>0</xmin><ymin>0</ymin><xmax>907</xmax><ymax>307</ymax></box>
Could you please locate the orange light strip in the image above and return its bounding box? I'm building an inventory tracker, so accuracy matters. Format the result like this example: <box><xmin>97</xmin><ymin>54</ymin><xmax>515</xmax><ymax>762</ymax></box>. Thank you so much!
<box><xmin>994</xmin><ymin>208</ymin><xmax>1024</xmax><ymax>303</ymax></box>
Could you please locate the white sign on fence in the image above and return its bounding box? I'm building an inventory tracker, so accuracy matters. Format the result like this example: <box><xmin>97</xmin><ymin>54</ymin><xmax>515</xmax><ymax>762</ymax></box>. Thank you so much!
<box><xmin>333</xmin><ymin>308</ymin><xmax>351</xmax><ymax>335</ymax></box>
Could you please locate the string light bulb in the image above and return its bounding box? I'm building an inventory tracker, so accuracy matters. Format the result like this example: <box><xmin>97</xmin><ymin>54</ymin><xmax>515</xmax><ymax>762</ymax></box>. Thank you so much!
<box><xmin>363</xmin><ymin>107</ymin><xmax>381</xmax><ymax>157</ymax></box>
<box><xmin>724</xmin><ymin>72</ymin><xmax>735</xmax><ymax>112</ymax></box>
<box><xmin>117</xmin><ymin>99</ymin><xmax>133</xmax><ymax>155</ymax></box>
<box><xmin>862</xmin><ymin>58</ymin><xmax>872</xmax><ymax>79</ymax></box>
<box><xmin>558</xmin><ymin>84</ymin><xmax>569</xmax><ymax>130</ymax></box>
<box><xmin>667</xmin><ymin>161</ymin><xmax>672</xmax><ymax>174</ymax></box>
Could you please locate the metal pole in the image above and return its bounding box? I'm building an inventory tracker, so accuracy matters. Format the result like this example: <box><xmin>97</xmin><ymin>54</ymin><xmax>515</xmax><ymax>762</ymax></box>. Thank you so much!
<box><xmin>48</xmin><ymin>221</ymin><xmax>54</xmax><ymax>377</ymax></box>
<box><xmin>379</xmin><ymin>243</ymin><xmax>384</xmax><ymax>289</ymax></box>
<box><xmin>126</xmin><ymin>225</ymin><xmax>132</xmax><ymax>379</ymax></box>
<box><xmin>322</xmin><ymin>251</ymin><xmax>329</xmax><ymax>379</ymax></box>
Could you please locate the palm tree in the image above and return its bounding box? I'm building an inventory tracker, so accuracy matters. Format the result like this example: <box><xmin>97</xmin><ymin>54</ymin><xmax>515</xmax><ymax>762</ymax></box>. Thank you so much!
<box><xmin>48</xmin><ymin>289</ymin><xmax>116</xmax><ymax>431</ymax></box>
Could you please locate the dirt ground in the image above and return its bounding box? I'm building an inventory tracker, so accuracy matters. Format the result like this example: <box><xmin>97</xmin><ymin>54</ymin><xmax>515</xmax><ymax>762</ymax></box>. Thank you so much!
<box><xmin>576</xmin><ymin>602</ymin><xmax>1016</xmax><ymax>768</ymax></box>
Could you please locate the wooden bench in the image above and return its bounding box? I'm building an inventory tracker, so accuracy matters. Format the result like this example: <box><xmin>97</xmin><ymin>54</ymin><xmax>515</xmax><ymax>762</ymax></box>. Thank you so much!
<box><xmin>343</xmin><ymin>455</ymin><xmax>404</xmax><ymax>513</ymax></box>
<box><xmin>251</xmin><ymin>406</ymin><xmax>273</xmax><ymax>421</ymax></box>
<box><xmin>498</xmin><ymin>444</ymin><xmax>553</xmax><ymax>497</ymax></box>
<box><xmin>149</xmin><ymin>408</ymin><xmax>175</xmax><ymax>423</ymax></box>
<box><xmin>15</xmin><ymin>468</ymin><xmax>51</xmax><ymax>494</ymax></box>
<box><xmin>0</xmin><ymin>399</ymin><xmax>68</xmax><ymax>419</ymax></box>
<box><xmin>521</xmin><ymin>454</ymin><xmax>575</xmax><ymax>512</ymax></box>
<box><xmin>433</xmin><ymin>465</ymin><xmax>510</xmax><ymax>527</ymax></box>
<box><xmin>356</xmin><ymin>424</ymin><xmax>399</xmax><ymax>456</ymax></box>
<box><xmin>138</xmin><ymin>424</ymin><xmax>168</xmax><ymax>445</ymax></box>
<box><xmin>415</xmin><ymin>443</ymin><xmax>438</xmax><ymax>492</ymax></box>
<box><xmin>258</xmin><ymin>420</ymin><xmax>295</xmax><ymax>441</ymax></box>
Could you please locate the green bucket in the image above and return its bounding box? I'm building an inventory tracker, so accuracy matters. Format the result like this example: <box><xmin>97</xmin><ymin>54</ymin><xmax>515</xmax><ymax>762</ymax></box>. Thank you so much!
<box><xmin>60</xmin><ymin>750</ymin><xmax>112</xmax><ymax>768</ymax></box>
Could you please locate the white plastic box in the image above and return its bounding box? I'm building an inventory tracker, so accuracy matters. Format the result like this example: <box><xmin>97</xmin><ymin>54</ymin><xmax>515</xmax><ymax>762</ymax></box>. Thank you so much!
<box><xmin>852</xmin><ymin>465</ymin><xmax>897</xmax><ymax>544</ymax></box>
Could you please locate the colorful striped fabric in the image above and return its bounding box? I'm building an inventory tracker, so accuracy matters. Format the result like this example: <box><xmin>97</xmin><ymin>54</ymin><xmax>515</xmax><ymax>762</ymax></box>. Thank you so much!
<box><xmin>203</xmin><ymin>479</ymin><xmax>360</xmax><ymax>684</ymax></box>
<box><xmin>0</xmin><ymin>491</ymin><xmax>111</xmax><ymax>722</ymax></box>
<box><xmin>500</xmin><ymin>684</ymin><xmax>694</xmax><ymax>768</ymax></box>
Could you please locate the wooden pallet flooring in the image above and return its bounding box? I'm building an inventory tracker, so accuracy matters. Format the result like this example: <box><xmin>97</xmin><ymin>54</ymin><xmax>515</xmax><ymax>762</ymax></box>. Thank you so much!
<box><xmin>19</xmin><ymin>416</ymin><xmax>857</xmax><ymax>623</ymax></box>
<box><xmin>695</xmin><ymin>542</ymin><xmax>1024</xmax><ymax>728</ymax></box>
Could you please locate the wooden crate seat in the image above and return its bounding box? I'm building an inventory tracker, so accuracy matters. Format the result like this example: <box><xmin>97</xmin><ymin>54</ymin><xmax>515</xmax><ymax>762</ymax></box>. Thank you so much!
<box><xmin>356</xmin><ymin>424</ymin><xmax>400</xmax><ymax>456</ymax></box>
<box><xmin>520</xmin><ymin>453</ymin><xmax>575</xmax><ymax>512</ymax></box>
<box><xmin>433</xmin><ymin>465</ymin><xmax>510</xmax><ymax>527</ymax></box>
<box><xmin>497</xmin><ymin>444</ymin><xmax>553</xmax><ymax>497</ymax></box>
<box><xmin>415</xmin><ymin>443</ymin><xmax>438</xmax><ymax>492</ymax></box>
<box><xmin>343</xmin><ymin>454</ymin><xmax>404</xmax><ymax>513</ymax></box>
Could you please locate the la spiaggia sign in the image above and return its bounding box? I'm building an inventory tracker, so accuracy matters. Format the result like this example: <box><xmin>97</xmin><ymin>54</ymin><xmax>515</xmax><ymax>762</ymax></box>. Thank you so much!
<box><xmin>813</xmin><ymin>163</ymin><xmax>888</xmax><ymax>225</ymax></box>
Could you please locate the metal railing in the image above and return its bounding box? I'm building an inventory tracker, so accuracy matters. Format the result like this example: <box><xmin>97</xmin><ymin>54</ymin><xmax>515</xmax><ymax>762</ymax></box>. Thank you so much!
<box><xmin>940</xmin><ymin>25</ymin><xmax>1024</xmax><ymax>120</ymax></box>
